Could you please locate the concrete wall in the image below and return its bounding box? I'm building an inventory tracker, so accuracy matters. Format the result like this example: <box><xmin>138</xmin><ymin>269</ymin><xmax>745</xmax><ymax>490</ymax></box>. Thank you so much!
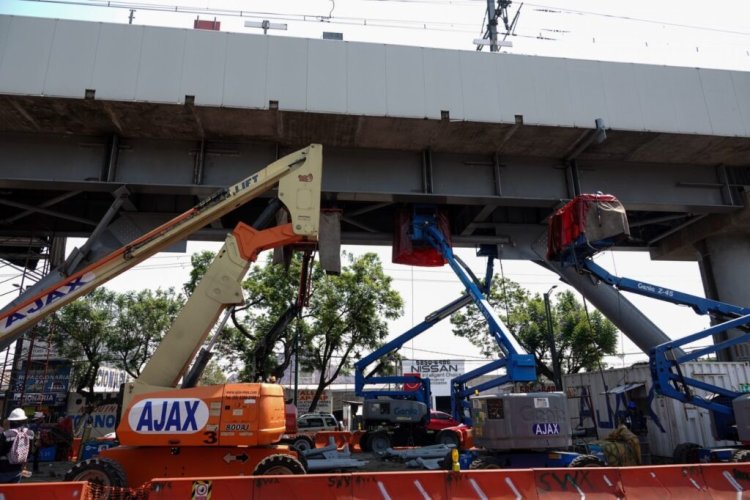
<box><xmin>1</xmin><ymin>15</ymin><xmax>748</xmax><ymax>137</ymax></box>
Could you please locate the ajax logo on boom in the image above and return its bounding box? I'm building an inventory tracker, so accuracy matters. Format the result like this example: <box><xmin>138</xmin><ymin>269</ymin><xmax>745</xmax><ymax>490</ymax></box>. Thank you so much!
<box><xmin>128</xmin><ymin>398</ymin><xmax>209</xmax><ymax>434</ymax></box>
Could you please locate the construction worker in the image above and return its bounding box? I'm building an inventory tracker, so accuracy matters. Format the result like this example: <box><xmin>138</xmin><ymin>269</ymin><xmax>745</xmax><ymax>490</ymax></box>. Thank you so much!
<box><xmin>624</xmin><ymin>401</ymin><xmax>648</xmax><ymax>436</ymax></box>
<box><xmin>0</xmin><ymin>408</ymin><xmax>35</xmax><ymax>483</ymax></box>
<box><xmin>29</xmin><ymin>412</ymin><xmax>45</xmax><ymax>473</ymax></box>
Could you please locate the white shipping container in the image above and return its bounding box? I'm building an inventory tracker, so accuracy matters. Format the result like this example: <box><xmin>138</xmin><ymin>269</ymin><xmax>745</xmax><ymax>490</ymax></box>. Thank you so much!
<box><xmin>563</xmin><ymin>361</ymin><xmax>750</xmax><ymax>458</ymax></box>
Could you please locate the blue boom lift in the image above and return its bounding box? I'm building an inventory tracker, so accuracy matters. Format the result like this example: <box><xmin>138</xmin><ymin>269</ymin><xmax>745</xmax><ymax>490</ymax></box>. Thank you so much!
<box><xmin>548</xmin><ymin>193</ymin><xmax>750</xmax><ymax>463</ymax></box>
<box><xmin>354</xmin><ymin>244</ymin><xmax>501</xmax><ymax>452</ymax></box>
<box><xmin>355</xmin><ymin>206</ymin><xmax>606</xmax><ymax>468</ymax></box>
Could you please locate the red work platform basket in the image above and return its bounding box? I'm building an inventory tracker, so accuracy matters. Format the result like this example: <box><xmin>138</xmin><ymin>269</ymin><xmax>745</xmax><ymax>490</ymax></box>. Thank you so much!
<box><xmin>392</xmin><ymin>208</ymin><xmax>450</xmax><ymax>267</ymax></box>
<box><xmin>547</xmin><ymin>193</ymin><xmax>630</xmax><ymax>262</ymax></box>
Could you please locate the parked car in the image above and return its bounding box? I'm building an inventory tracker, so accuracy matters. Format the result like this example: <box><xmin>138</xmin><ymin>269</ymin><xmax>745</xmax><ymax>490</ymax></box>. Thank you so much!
<box><xmin>297</xmin><ymin>412</ymin><xmax>341</xmax><ymax>433</ymax></box>
<box><xmin>425</xmin><ymin>410</ymin><xmax>461</xmax><ymax>431</ymax></box>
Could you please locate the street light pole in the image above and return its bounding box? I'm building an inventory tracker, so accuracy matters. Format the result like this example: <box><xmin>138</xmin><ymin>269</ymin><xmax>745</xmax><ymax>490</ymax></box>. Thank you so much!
<box><xmin>544</xmin><ymin>285</ymin><xmax>562</xmax><ymax>390</ymax></box>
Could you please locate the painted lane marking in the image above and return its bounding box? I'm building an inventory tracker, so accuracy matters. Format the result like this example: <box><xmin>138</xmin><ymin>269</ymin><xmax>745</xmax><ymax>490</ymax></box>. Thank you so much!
<box><xmin>469</xmin><ymin>478</ymin><xmax>488</xmax><ymax>500</ymax></box>
<box><xmin>722</xmin><ymin>470</ymin><xmax>744</xmax><ymax>500</ymax></box>
<box><xmin>504</xmin><ymin>477</ymin><xmax>522</xmax><ymax>500</ymax></box>
<box><xmin>414</xmin><ymin>480</ymin><xmax>430</xmax><ymax>500</ymax></box>
<box><xmin>377</xmin><ymin>481</ymin><xmax>392</xmax><ymax>500</ymax></box>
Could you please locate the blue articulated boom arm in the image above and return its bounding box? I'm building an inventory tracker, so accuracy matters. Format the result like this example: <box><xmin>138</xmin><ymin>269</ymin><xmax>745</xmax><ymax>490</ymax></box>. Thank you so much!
<box><xmin>414</xmin><ymin>216</ymin><xmax>537</xmax><ymax>424</ymax></box>
<box><xmin>578</xmin><ymin>258</ymin><xmax>750</xmax><ymax>415</ymax></box>
<box><xmin>353</xmin><ymin>255</ymin><xmax>497</xmax><ymax>408</ymax></box>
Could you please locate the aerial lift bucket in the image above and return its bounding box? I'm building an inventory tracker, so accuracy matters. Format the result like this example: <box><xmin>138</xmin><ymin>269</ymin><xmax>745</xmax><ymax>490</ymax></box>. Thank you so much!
<box><xmin>547</xmin><ymin>193</ymin><xmax>630</xmax><ymax>264</ymax></box>
<box><xmin>392</xmin><ymin>206</ymin><xmax>451</xmax><ymax>266</ymax></box>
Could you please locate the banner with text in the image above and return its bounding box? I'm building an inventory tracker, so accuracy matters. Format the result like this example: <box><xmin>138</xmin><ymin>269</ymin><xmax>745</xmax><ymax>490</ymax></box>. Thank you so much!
<box><xmin>401</xmin><ymin>360</ymin><xmax>465</xmax><ymax>397</ymax></box>
<box><xmin>295</xmin><ymin>389</ymin><xmax>332</xmax><ymax>414</ymax></box>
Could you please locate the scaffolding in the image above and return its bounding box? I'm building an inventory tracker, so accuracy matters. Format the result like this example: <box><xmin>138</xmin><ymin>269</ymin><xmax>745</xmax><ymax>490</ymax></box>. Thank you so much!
<box><xmin>0</xmin><ymin>236</ymin><xmax>58</xmax><ymax>415</ymax></box>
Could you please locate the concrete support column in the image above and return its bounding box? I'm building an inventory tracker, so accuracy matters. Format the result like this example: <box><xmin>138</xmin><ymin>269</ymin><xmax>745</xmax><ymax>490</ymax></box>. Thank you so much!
<box><xmin>697</xmin><ymin>234</ymin><xmax>750</xmax><ymax>361</ymax></box>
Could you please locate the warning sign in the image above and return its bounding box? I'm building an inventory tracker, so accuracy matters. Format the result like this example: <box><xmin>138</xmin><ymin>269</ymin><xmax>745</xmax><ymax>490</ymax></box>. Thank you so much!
<box><xmin>192</xmin><ymin>480</ymin><xmax>212</xmax><ymax>500</ymax></box>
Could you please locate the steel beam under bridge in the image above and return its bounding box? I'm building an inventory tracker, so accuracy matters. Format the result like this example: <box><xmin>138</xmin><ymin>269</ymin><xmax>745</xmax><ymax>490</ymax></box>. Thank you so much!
<box><xmin>0</xmin><ymin>132</ymin><xmax>744</xmax><ymax>259</ymax></box>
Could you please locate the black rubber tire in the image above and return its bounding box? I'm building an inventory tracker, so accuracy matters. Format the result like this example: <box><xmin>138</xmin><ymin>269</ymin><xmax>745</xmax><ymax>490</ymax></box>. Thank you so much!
<box><xmin>65</xmin><ymin>457</ymin><xmax>128</xmax><ymax>488</ymax></box>
<box><xmin>291</xmin><ymin>436</ymin><xmax>315</xmax><ymax>452</ymax></box>
<box><xmin>568</xmin><ymin>454</ymin><xmax>605</xmax><ymax>468</ymax></box>
<box><xmin>369</xmin><ymin>431</ymin><xmax>391</xmax><ymax>454</ymax></box>
<box><xmin>673</xmin><ymin>442</ymin><xmax>701</xmax><ymax>464</ymax></box>
<box><xmin>360</xmin><ymin>432</ymin><xmax>372</xmax><ymax>453</ymax></box>
<box><xmin>435</xmin><ymin>429</ymin><xmax>460</xmax><ymax>448</ymax></box>
<box><xmin>732</xmin><ymin>449</ymin><xmax>750</xmax><ymax>462</ymax></box>
<box><xmin>253</xmin><ymin>454</ymin><xmax>306</xmax><ymax>475</ymax></box>
<box><xmin>469</xmin><ymin>456</ymin><xmax>502</xmax><ymax>470</ymax></box>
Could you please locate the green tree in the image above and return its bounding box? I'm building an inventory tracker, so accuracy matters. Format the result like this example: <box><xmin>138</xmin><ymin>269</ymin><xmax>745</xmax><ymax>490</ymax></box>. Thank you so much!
<box><xmin>184</xmin><ymin>250</ymin><xmax>215</xmax><ymax>295</ymax></box>
<box><xmin>553</xmin><ymin>290</ymin><xmax>618</xmax><ymax>374</ymax></box>
<box><xmin>216</xmin><ymin>253</ymin><xmax>309</xmax><ymax>382</ymax></box>
<box><xmin>203</xmin><ymin>251</ymin><xmax>403</xmax><ymax>411</ymax></box>
<box><xmin>450</xmin><ymin>277</ymin><xmax>618</xmax><ymax>381</ymax></box>
<box><xmin>46</xmin><ymin>288</ymin><xmax>118</xmax><ymax>397</ymax></box>
<box><xmin>300</xmin><ymin>252</ymin><xmax>403</xmax><ymax>411</ymax></box>
<box><xmin>199</xmin><ymin>359</ymin><xmax>228</xmax><ymax>385</ymax></box>
<box><xmin>107</xmin><ymin>288</ymin><xmax>184</xmax><ymax>378</ymax></box>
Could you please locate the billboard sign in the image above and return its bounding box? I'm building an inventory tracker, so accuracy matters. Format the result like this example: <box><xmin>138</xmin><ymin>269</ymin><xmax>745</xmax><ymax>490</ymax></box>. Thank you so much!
<box><xmin>93</xmin><ymin>366</ymin><xmax>131</xmax><ymax>393</ymax></box>
<box><xmin>401</xmin><ymin>360</ymin><xmax>465</xmax><ymax>397</ymax></box>
<box><xmin>295</xmin><ymin>389</ymin><xmax>332</xmax><ymax>414</ymax></box>
<box><xmin>14</xmin><ymin>362</ymin><xmax>71</xmax><ymax>393</ymax></box>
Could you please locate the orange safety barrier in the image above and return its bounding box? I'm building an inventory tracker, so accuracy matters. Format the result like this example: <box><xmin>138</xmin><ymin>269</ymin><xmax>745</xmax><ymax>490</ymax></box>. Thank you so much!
<box><xmin>314</xmin><ymin>431</ymin><xmax>364</xmax><ymax>451</ymax></box>
<box><xmin>620</xmin><ymin>464</ymin><xmax>710</xmax><ymax>499</ymax></box>
<box><xmin>27</xmin><ymin>460</ymin><xmax>750</xmax><ymax>499</ymax></box>
<box><xmin>0</xmin><ymin>481</ymin><xmax>92</xmax><ymax>500</ymax></box>
<box><xmin>448</xmin><ymin>469</ymin><xmax>538</xmax><ymax>499</ymax></box>
<box><xmin>701</xmin><ymin>462</ymin><xmax>750</xmax><ymax>499</ymax></box>
<box><xmin>350</xmin><ymin>471</ymin><xmax>447</xmax><ymax>499</ymax></box>
<box><xmin>255</xmin><ymin>473</ymin><xmax>355</xmax><ymax>499</ymax></box>
<box><xmin>147</xmin><ymin>476</ymin><xmax>254</xmax><ymax>499</ymax></box>
<box><xmin>535</xmin><ymin>466</ymin><xmax>624</xmax><ymax>499</ymax></box>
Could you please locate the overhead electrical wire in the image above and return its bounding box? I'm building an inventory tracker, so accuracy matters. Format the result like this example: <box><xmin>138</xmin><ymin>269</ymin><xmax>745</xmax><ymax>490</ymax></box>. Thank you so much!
<box><xmin>20</xmin><ymin>0</ymin><xmax>480</xmax><ymax>32</ymax></box>
<box><xmin>22</xmin><ymin>0</ymin><xmax>745</xmax><ymax>55</ymax></box>
<box><xmin>363</xmin><ymin>0</ymin><xmax>750</xmax><ymax>37</ymax></box>
<box><xmin>522</xmin><ymin>2</ymin><xmax>750</xmax><ymax>37</ymax></box>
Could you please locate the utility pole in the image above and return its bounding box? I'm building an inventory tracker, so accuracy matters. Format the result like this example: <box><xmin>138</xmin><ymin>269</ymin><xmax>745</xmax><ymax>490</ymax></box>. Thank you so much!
<box><xmin>544</xmin><ymin>285</ymin><xmax>562</xmax><ymax>390</ymax></box>
<box><xmin>476</xmin><ymin>1</ymin><xmax>519</xmax><ymax>51</ymax></box>
<box><xmin>486</xmin><ymin>0</ymin><xmax>499</xmax><ymax>52</ymax></box>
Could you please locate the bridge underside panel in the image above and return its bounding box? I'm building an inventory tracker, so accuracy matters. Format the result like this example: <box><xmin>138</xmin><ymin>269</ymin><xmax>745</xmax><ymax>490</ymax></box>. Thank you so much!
<box><xmin>0</xmin><ymin>130</ymin><xmax>742</xmax><ymax>260</ymax></box>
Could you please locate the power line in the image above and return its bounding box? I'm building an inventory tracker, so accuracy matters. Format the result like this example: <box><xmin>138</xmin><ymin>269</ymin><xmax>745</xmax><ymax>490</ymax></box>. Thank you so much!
<box><xmin>523</xmin><ymin>2</ymin><xmax>750</xmax><ymax>37</ymax></box>
<box><xmin>20</xmin><ymin>0</ymin><xmax>480</xmax><ymax>32</ymax></box>
<box><xmin>364</xmin><ymin>0</ymin><xmax>750</xmax><ymax>37</ymax></box>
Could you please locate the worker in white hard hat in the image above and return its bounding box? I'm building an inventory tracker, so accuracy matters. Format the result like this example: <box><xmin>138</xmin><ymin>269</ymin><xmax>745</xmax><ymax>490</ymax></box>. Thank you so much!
<box><xmin>0</xmin><ymin>408</ymin><xmax>34</xmax><ymax>483</ymax></box>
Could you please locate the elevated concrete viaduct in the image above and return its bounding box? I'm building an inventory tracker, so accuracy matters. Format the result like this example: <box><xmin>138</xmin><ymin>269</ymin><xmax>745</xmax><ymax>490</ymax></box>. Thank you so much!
<box><xmin>0</xmin><ymin>15</ymin><xmax>749</xmax><ymax>358</ymax></box>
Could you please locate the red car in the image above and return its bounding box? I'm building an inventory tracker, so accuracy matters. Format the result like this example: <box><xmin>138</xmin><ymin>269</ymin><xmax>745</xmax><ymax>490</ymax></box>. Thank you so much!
<box><xmin>426</xmin><ymin>410</ymin><xmax>461</xmax><ymax>431</ymax></box>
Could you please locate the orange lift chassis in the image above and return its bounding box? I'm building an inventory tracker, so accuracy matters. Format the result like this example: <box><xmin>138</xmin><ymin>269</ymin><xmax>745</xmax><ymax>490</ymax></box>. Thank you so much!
<box><xmin>0</xmin><ymin>145</ymin><xmax>323</xmax><ymax>488</ymax></box>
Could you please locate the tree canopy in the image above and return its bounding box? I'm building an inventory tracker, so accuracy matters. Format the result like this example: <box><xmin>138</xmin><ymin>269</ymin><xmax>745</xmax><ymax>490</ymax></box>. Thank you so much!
<box><xmin>107</xmin><ymin>288</ymin><xmax>184</xmax><ymax>378</ymax></box>
<box><xmin>299</xmin><ymin>251</ymin><xmax>403</xmax><ymax>410</ymax></box>
<box><xmin>450</xmin><ymin>276</ymin><xmax>618</xmax><ymax>381</ymax></box>
<box><xmin>46</xmin><ymin>288</ymin><xmax>118</xmax><ymax>396</ymax></box>
<box><xmin>34</xmin><ymin>286</ymin><xmax>183</xmax><ymax>398</ymax></box>
<box><xmin>205</xmin><ymin>251</ymin><xmax>403</xmax><ymax>411</ymax></box>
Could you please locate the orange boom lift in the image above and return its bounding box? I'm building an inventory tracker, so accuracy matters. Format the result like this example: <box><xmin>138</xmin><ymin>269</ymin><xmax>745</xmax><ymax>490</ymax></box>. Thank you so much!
<box><xmin>0</xmin><ymin>145</ymin><xmax>323</xmax><ymax>488</ymax></box>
